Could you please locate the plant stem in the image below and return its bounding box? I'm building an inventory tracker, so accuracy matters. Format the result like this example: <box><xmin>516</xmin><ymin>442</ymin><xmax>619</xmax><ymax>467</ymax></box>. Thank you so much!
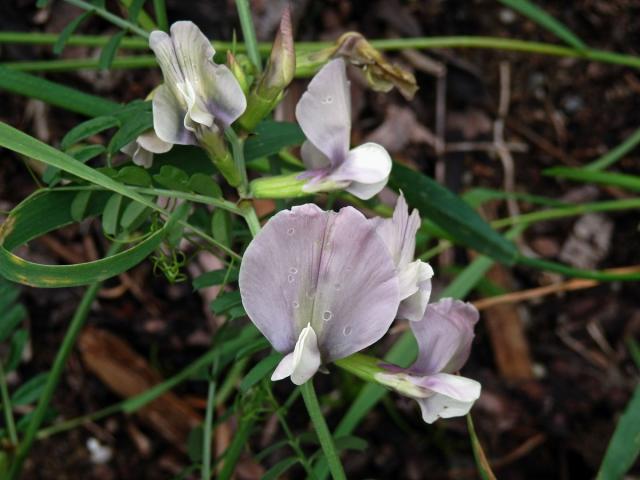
<box><xmin>153</xmin><ymin>0</ymin><xmax>168</xmax><ymax>32</ymax></box>
<box><xmin>300</xmin><ymin>380</ymin><xmax>346</xmax><ymax>480</ymax></box>
<box><xmin>202</xmin><ymin>367</ymin><xmax>217</xmax><ymax>480</ymax></box>
<box><xmin>7</xmin><ymin>242</ymin><xmax>121</xmax><ymax>479</ymax></box>
<box><xmin>2</xmin><ymin>56</ymin><xmax>157</xmax><ymax>72</ymax></box>
<box><xmin>234</xmin><ymin>0</ymin><xmax>262</xmax><ymax>72</ymax></box>
<box><xmin>0</xmin><ymin>362</ymin><xmax>18</xmax><ymax>446</ymax></box>
<box><xmin>63</xmin><ymin>0</ymin><xmax>150</xmax><ymax>38</ymax></box>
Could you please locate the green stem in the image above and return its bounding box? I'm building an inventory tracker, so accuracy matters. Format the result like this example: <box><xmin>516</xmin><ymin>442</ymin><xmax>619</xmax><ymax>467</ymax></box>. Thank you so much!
<box><xmin>202</xmin><ymin>367</ymin><xmax>217</xmax><ymax>480</ymax></box>
<box><xmin>239</xmin><ymin>202</ymin><xmax>262</xmax><ymax>237</ymax></box>
<box><xmin>268</xmin><ymin>388</ymin><xmax>316</xmax><ymax>479</ymax></box>
<box><xmin>218</xmin><ymin>416</ymin><xmax>254</xmax><ymax>480</ymax></box>
<box><xmin>7</xmin><ymin>242</ymin><xmax>122</xmax><ymax>479</ymax></box>
<box><xmin>215</xmin><ymin>357</ymin><xmax>248</xmax><ymax>407</ymax></box>
<box><xmin>54</xmin><ymin>185</ymin><xmax>243</xmax><ymax>215</ymax></box>
<box><xmin>4</xmin><ymin>36</ymin><xmax>640</xmax><ymax>73</ymax></box>
<box><xmin>234</xmin><ymin>0</ymin><xmax>262</xmax><ymax>72</ymax></box>
<box><xmin>492</xmin><ymin>197</ymin><xmax>640</xmax><ymax>229</ymax></box>
<box><xmin>153</xmin><ymin>0</ymin><xmax>168</xmax><ymax>32</ymax></box>
<box><xmin>516</xmin><ymin>255</ymin><xmax>640</xmax><ymax>281</ymax></box>
<box><xmin>225</xmin><ymin>128</ymin><xmax>249</xmax><ymax>196</ymax></box>
<box><xmin>300</xmin><ymin>380</ymin><xmax>346</xmax><ymax>480</ymax></box>
<box><xmin>2</xmin><ymin>56</ymin><xmax>156</xmax><ymax>72</ymax></box>
<box><xmin>0</xmin><ymin>362</ymin><xmax>18</xmax><ymax>446</ymax></box>
<box><xmin>62</xmin><ymin>0</ymin><xmax>150</xmax><ymax>38</ymax></box>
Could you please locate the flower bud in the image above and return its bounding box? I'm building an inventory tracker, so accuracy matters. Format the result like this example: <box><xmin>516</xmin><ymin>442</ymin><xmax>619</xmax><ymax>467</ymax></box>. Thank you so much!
<box><xmin>227</xmin><ymin>51</ymin><xmax>251</xmax><ymax>96</ymax></box>
<box><xmin>238</xmin><ymin>7</ymin><xmax>295</xmax><ymax>131</ymax></box>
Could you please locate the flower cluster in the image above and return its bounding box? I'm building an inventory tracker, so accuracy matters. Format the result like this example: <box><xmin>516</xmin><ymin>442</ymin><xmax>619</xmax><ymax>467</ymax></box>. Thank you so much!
<box><xmin>239</xmin><ymin>196</ymin><xmax>481</xmax><ymax>423</ymax></box>
<box><xmin>131</xmin><ymin>18</ymin><xmax>481</xmax><ymax>424</ymax></box>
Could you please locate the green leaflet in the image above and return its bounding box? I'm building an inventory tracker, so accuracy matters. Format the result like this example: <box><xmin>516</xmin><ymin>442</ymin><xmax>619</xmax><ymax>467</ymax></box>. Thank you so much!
<box><xmin>244</xmin><ymin>120</ymin><xmax>306</xmax><ymax>162</ymax></box>
<box><xmin>390</xmin><ymin>163</ymin><xmax>518</xmax><ymax>265</ymax></box>
<box><xmin>0</xmin><ymin>66</ymin><xmax>119</xmax><ymax>116</ymax></box>
<box><xmin>0</xmin><ymin>203</ymin><xmax>184</xmax><ymax>288</ymax></box>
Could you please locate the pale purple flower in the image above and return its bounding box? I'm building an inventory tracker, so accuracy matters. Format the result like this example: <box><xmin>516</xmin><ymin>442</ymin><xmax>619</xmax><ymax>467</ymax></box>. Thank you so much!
<box><xmin>376</xmin><ymin>299</ymin><xmax>481</xmax><ymax>423</ymax></box>
<box><xmin>295</xmin><ymin>58</ymin><xmax>392</xmax><ymax>200</ymax></box>
<box><xmin>239</xmin><ymin>204</ymin><xmax>400</xmax><ymax>385</ymax></box>
<box><xmin>372</xmin><ymin>193</ymin><xmax>434</xmax><ymax>321</ymax></box>
<box><xmin>149</xmin><ymin>21</ymin><xmax>246</xmax><ymax>147</ymax></box>
<box><xmin>121</xmin><ymin>129</ymin><xmax>172</xmax><ymax>168</ymax></box>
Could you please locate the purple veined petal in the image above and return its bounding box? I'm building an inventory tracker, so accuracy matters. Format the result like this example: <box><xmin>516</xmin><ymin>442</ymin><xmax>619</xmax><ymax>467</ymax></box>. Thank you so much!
<box><xmin>149</xmin><ymin>30</ymin><xmax>185</xmax><ymax>98</ymax></box>
<box><xmin>239</xmin><ymin>203</ymin><xmax>329</xmax><ymax>353</ymax></box>
<box><xmin>152</xmin><ymin>84</ymin><xmax>197</xmax><ymax>146</ymax></box>
<box><xmin>201</xmin><ymin>62</ymin><xmax>247</xmax><ymax>127</ymax></box>
<box><xmin>300</xmin><ymin>140</ymin><xmax>332</xmax><ymax>171</ymax></box>
<box><xmin>410</xmin><ymin>298</ymin><xmax>479</xmax><ymax>375</ymax></box>
<box><xmin>397</xmin><ymin>261</ymin><xmax>434</xmax><ymax>322</ymax></box>
<box><xmin>308</xmin><ymin>206</ymin><xmax>399</xmax><ymax>361</ymax></box>
<box><xmin>238</xmin><ymin>203</ymin><xmax>400</xmax><ymax>364</ymax></box>
<box><xmin>374</xmin><ymin>192</ymin><xmax>421</xmax><ymax>268</ymax></box>
<box><xmin>176</xmin><ymin>79</ymin><xmax>214</xmax><ymax>128</ymax></box>
<box><xmin>412</xmin><ymin>372</ymin><xmax>481</xmax><ymax>423</ymax></box>
<box><xmin>295</xmin><ymin>58</ymin><xmax>351</xmax><ymax>166</ymax></box>
<box><xmin>168</xmin><ymin>21</ymin><xmax>216</xmax><ymax>94</ymax></box>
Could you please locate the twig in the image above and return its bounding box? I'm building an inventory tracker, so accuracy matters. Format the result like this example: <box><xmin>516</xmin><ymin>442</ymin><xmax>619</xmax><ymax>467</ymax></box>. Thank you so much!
<box><xmin>494</xmin><ymin>61</ymin><xmax>519</xmax><ymax>219</ymax></box>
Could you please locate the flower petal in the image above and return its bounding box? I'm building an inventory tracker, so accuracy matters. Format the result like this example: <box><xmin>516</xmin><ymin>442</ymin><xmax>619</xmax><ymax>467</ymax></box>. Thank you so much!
<box><xmin>411</xmin><ymin>298</ymin><xmax>479</xmax><ymax>375</ymax></box>
<box><xmin>168</xmin><ymin>21</ymin><xmax>215</xmax><ymax>98</ymax></box>
<box><xmin>295</xmin><ymin>58</ymin><xmax>351</xmax><ymax>166</ymax></box>
<box><xmin>200</xmin><ymin>62</ymin><xmax>247</xmax><ymax>127</ymax></box>
<box><xmin>300</xmin><ymin>140</ymin><xmax>332</xmax><ymax>171</ymax></box>
<box><xmin>397</xmin><ymin>261</ymin><xmax>434</xmax><ymax>322</ymax></box>
<box><xmin>271</xmin><ymin>324</ymin><xmax>322</xmax><ymax>384</ymax></box>
<box><xmin>309</xmin><ymin>206</ymin><xmax>400</xmax><ymax>361</ymax></box>
<box><xmin>332</xmin><ymin>142</ymin><xmax>392</xmax><ymax>185</ymax></box>
<box><xmin>238</xmin><ymin>204</ymin><xmax>400</xmax><ymax>363</ymax></box>
<box><xmin>137</xmin><ymin>130</ymin><xmax>173</xmax><ymax>154</ymax></box>
<box><xmin>149</xmin><ymin>30</ymin><xmax>185</xmax><ymax>97</ymax></box>
<box><xmin>345</xmin><ymin>178</ymin><xmax>388</xmax><ymax>200</ymax></box>
<box><xmin>373</xmin><ymin>192</ymin><xmax>420</xmax><ymax>268</ymax></box>
<box><xmin>152</xmin><ymin>84</ymin><xmax>197</xmax><ymax>145</ymax></box>
<box><xmin>414</xmin><ymin>373</ymin><xmax>481</xmax><ymax>423</ymax></box>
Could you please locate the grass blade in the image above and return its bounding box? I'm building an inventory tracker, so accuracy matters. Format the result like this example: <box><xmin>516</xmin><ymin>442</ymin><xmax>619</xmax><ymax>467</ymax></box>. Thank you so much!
<box><xmin>496</xmin><ymin>0</ymin><xmax>586</xmax><ymax>49</ymax></box>
<box><xmin>596</xmin><ymin>383</ymin><xmax>640</xmax><ymax>479</ymax></box>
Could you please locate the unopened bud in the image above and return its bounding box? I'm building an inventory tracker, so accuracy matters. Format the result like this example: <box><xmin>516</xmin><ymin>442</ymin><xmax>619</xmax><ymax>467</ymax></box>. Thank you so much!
<box><xmin>238</xmin><ymin>7</ymin><xmax>295</xmax><ymax>131</ymax></box>
<box><xmin>227</xmin><ymin>51</ymin><xmax>251</xmax><ymax>95</ymax></box>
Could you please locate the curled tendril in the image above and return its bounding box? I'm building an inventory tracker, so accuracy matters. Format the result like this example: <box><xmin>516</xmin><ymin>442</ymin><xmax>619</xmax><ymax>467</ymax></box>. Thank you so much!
<box><xmin>152</xmin><ymin>248</ymin><xmax>187</xmax><ymax>283</ymax></box>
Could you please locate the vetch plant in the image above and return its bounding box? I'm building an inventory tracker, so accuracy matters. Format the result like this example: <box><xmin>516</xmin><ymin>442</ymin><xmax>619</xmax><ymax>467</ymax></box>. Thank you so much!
<box><xmin>2</xmin><ymin>1</ymin><xmax>639</xmax><ymax>479</ymax></box>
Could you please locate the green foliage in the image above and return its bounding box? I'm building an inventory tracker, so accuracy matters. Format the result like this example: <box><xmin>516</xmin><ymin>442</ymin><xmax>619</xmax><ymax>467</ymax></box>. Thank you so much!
<box><xmin>391</xmin><ymin>163</ymin><xmax>518</xmax><ymax>265</ymax></box>
<box><xmin>496</xmin><ymin>0</ymin><xmax>585</xmax><ymax>50</ymax></box>
<box><xmin>597</xmin><ymin>384</ymin><xmax>640</xmax><ymax>480</ymax></box>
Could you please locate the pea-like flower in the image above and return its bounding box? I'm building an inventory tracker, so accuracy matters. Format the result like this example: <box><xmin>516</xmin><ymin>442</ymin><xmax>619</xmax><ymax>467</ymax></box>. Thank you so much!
<box><xmin>372</xmin><ymin>193</ymin><xmax>434</xmax><ymax>322</ymax></box>
<box><xmin>239</xmin><ymin>204</ymin><xmax>400</xmax><ymax>385</ymax></box>
<box><xmin>376</xmin><ymin>299</ymin><xmax>481</xmax><ymax>423</ymax></box>
<box><xmin>295</xmin><ymin>58</ymin><xmax>392</xmax><ymax>200</ymax></box>
<box><xmin>149</xmin><ymin>21</ymin><xmax>246</xmax><ymax>146</ymax></box>
<box><xmin>121</xmin><ymin>130</ymin><xmax>172</xmax><ymax>168</ymax></box>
